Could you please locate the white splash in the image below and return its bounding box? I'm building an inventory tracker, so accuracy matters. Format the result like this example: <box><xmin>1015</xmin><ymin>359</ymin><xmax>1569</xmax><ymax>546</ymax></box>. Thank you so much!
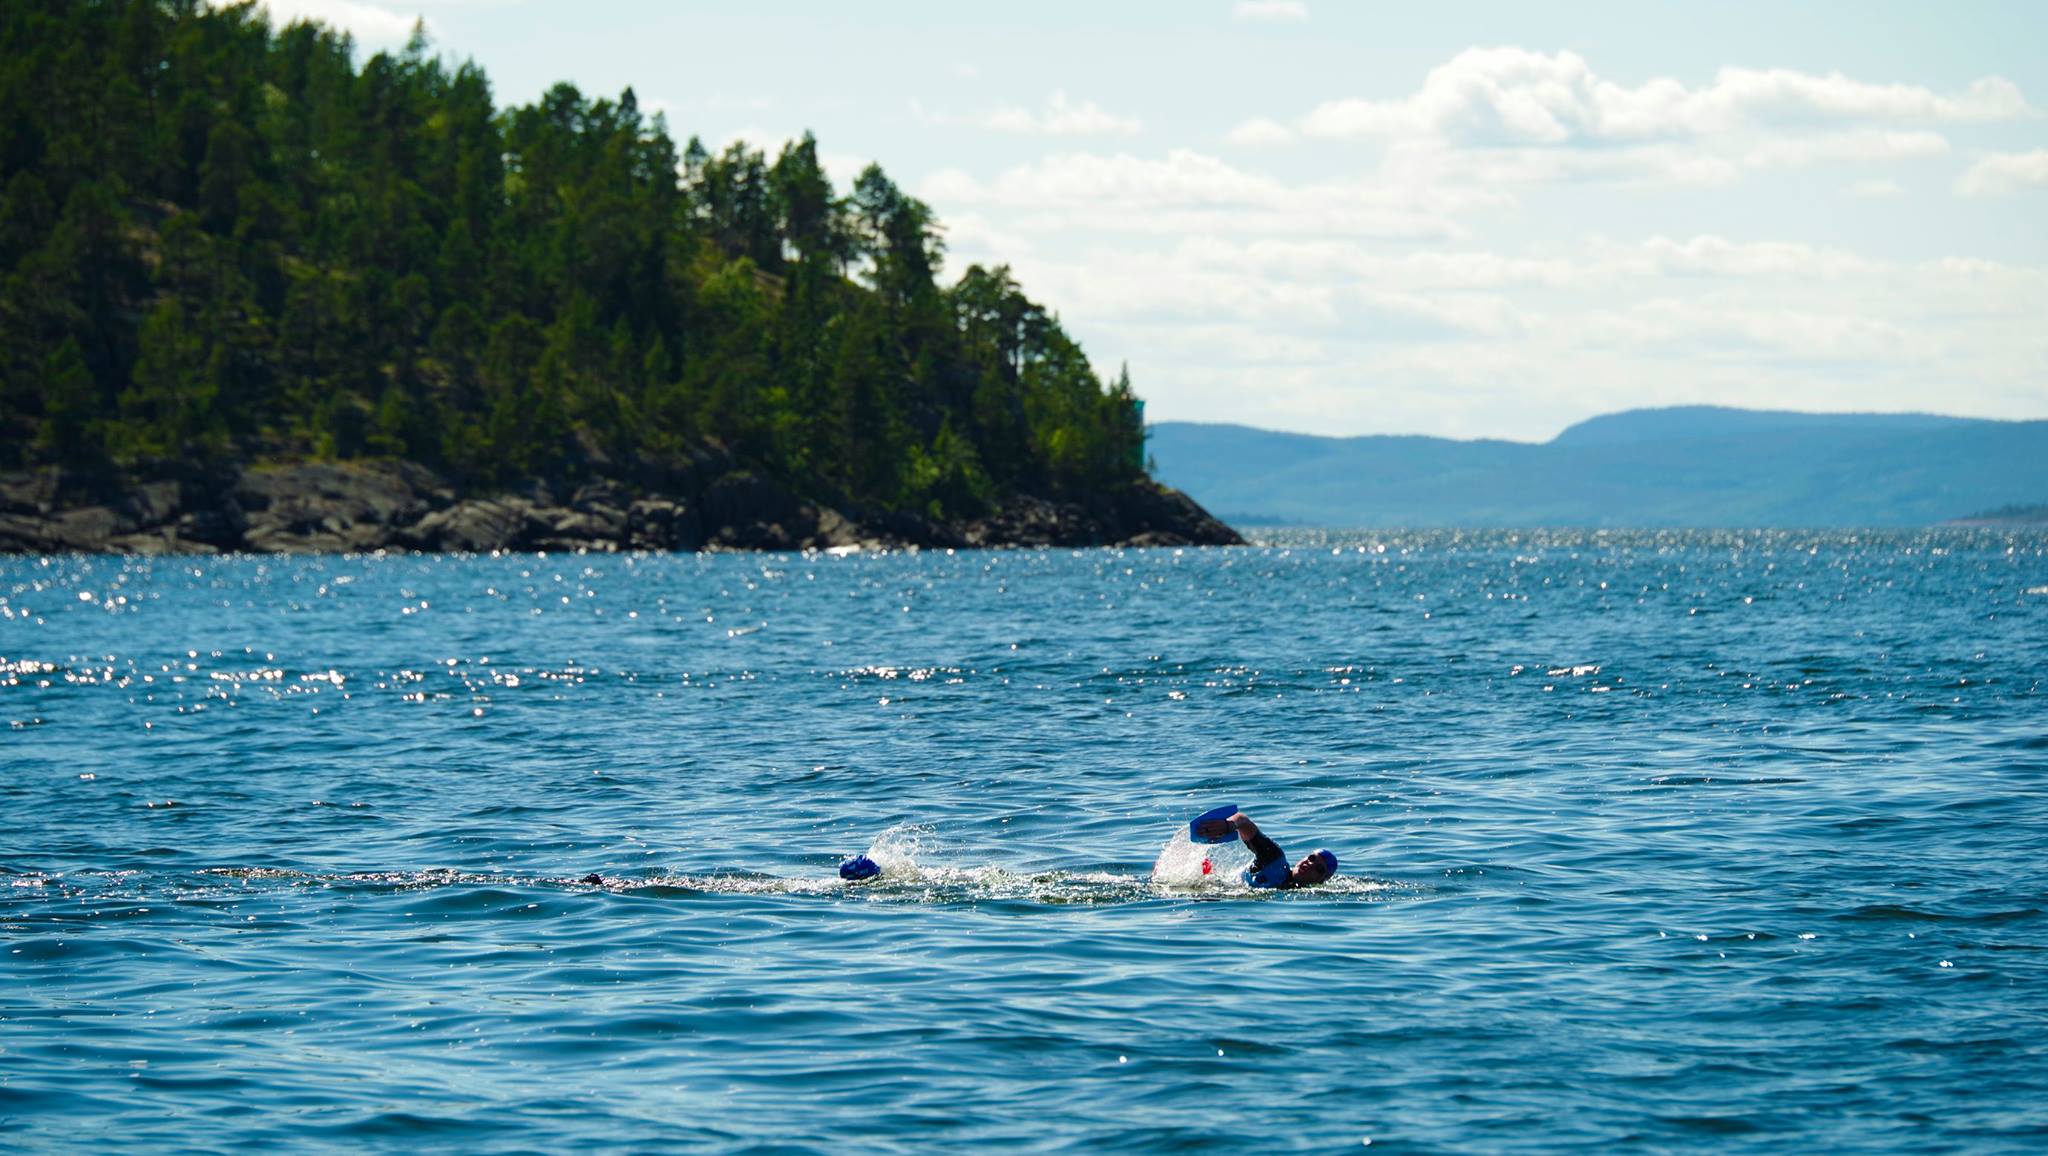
<box><xmin>1150</xmin><ymin>828</ymin><xmax>1251</xmax><ymax>890</ymax></box>
<box><xmin>864</xmin><ymin>822</ymin><xmax>938</xmax><ymax>877</ymax></box>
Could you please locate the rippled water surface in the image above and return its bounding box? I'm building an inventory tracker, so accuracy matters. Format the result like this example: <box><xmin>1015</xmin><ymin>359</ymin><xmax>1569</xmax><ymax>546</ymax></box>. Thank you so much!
<box><xmin>5</xmin><ymin>530</ymin><xmax>2047</xmax><ymax>1151</ymax></box>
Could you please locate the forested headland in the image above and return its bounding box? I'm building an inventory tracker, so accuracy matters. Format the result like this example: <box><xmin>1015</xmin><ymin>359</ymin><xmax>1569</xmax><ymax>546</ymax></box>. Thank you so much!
<box><xmin>0</xmin><ymin>0</ymin><xmax>1238</xmax><ymax>552</ymax></box>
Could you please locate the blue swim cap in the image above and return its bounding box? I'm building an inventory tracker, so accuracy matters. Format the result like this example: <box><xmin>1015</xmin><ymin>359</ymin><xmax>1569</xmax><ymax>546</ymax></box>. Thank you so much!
<box><xmin>1312</xmin><ymin>849</ymin><xmax>1338</xmax><ymax>876</ymax></box>
<box><xmin>838</xmin><ymin>854</ymin><xmax>880</xmax><ymax>881</ymax></box>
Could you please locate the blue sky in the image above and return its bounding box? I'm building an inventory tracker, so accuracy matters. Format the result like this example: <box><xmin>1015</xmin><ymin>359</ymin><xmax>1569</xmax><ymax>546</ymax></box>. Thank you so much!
<box><xmin>260</xmin><ymin>0</ymin><xmax>2048</xmax><ymax>441</ymax></box>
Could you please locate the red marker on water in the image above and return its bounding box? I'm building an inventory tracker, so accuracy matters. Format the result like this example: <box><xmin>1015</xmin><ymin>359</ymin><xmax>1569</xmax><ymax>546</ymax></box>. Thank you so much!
<box><xmin>1201</xmin><ymin>858</ymin><xmax>1212</xmax><ymax>875</ymax></box>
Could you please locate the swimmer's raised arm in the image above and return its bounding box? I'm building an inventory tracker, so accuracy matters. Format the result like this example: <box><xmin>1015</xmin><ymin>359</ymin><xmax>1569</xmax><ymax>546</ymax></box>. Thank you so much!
<box><xmin>1231</xmin><ymin>812</ymin><xmax>1289</xmax><ymax>877</ymax></box>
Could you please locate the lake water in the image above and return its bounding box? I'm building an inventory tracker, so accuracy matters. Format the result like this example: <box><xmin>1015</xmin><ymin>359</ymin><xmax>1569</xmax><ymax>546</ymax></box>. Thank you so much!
<box><xmin>5</xmin><ymin>530</ymin><xmax>2046</xmax><ymax>1151</ymax></box>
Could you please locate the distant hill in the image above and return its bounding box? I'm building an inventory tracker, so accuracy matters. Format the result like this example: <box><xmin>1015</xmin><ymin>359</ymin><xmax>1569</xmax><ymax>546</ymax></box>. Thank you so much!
<box><xmin>1945</xmin><ymin>503</ymin><xmax>2048</xmax><ymax>528</ymax></box>
<box><xmin>1548</xmin><ymin>407</ymin><xmax>1979</xmax><ymax>447</ymax></box>
<box><xmin>1148</xmin><ymin>407</ymin><xmax>2048</xmax><ymax>528</ymax></box>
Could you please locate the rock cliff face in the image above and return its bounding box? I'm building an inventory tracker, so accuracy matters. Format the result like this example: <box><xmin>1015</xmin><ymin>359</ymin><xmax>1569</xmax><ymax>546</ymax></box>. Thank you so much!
<box><xmin>0</xmin><ymin>455</ymin><xmax>1242</xmax><ymax>555</ymax></box>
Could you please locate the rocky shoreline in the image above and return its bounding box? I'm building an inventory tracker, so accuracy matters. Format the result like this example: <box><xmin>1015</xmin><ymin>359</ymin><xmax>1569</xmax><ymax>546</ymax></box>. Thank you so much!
<box><xmin>0</xmin><ymin>454</ymin><xmax>1243</xmax><ymax>555</ymax></box>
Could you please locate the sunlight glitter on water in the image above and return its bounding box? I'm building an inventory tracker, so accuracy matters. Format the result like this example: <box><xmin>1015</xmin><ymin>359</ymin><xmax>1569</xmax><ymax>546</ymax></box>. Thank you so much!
<box><xmin>4</xmin><ymin>530</ymin><xmax>2045</xmax><ymax>1150</ymax></box>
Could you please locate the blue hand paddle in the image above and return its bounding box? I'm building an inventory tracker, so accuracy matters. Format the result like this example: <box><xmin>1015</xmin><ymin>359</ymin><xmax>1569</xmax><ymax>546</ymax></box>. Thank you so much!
<box><xmin>1189</xmin><ymin>804</ymin><xmax>1240</xmax><ymax>844</ymax></box>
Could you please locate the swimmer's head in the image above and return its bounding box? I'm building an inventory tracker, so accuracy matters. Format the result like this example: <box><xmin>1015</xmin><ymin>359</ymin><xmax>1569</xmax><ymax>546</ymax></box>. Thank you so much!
<box><xmin>1291</xmin><ymin>848</ymin><xmax>1338</xmax><ymax>887</ymax></box>
<box><xmin>839</xmin><ymin>854</ymin><xmax>880</xmax><ymax>881</ymax></box>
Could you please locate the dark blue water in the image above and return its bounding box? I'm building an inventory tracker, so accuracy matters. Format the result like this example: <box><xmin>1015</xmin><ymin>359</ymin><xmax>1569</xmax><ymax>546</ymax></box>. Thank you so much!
<box><xmin>5</xmin><ymin>531</ymin><xmax>2047</xmax><ymax>1152</ymax></box>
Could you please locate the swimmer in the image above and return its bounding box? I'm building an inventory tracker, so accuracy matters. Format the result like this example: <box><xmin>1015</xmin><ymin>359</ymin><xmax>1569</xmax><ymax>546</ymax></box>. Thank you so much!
<box><xmin>1194</xmin><ymin>811</ymin><xmax>1337</xmax><ymax>889</ymax></box>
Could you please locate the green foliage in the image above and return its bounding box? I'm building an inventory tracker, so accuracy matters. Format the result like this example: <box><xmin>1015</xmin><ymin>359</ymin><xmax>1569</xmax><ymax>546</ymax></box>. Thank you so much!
<box><xmin>35</xmin><ymin>335</ymin><xmax>99</xmax><ymax>464</ymax></box>
<box><xmin>114</xmin><ymin>299</ymin><xmax>221</xmax><ymax>460</ymax></box>
<box><xmin>0</xmin><ymin>0</ymin><xmax>1150</xmax><ymax>508</ymax></box>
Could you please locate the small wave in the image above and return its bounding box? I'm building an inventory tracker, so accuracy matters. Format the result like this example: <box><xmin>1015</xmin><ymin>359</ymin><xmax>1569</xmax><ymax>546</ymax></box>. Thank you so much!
<box><xmin>1657</xmin><ymin>1115</ymin><xmax>1765</xmax><ymax>1136</ymax></box>
<box><xmin>1645</xmin><ymin>774</ymin><xmax>1807</xmax><ymax>787</ymax></box>
<box><xmin>1836</xmin><ymin>903</ymin><xmax>2042</xmax><ymax>925</ymax></box>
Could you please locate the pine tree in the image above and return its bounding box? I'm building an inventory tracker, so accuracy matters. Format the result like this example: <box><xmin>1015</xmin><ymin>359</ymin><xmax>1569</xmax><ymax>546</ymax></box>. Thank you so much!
<box><xmin>36</xmin><ymin>335</ymin><xmax>101</xmax><ymax>465</ymax></box>
<box><xmin>114</xmin><ymin>299</ymin><xmax>220</xmax><ymax>461</ymax></box>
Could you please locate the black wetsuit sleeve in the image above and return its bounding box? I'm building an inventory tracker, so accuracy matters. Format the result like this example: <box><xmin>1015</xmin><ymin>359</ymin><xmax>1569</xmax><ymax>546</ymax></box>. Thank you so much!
<box><xmin>1244</xmin><ymin>831</ymin><xmax>1285</xmax><ymax>871</ymax></box>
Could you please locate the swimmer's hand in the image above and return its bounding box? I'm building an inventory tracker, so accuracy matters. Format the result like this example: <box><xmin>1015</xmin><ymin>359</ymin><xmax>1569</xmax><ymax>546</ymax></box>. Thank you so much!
<box><xmin>1193</xmin><ymin>817</ymin><xmax>1233</xmax><ymax>842</ymax></box>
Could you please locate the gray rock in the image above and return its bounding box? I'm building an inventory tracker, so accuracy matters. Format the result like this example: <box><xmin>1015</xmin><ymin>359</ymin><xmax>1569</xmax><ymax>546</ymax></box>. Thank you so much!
<box><xmin>406</xmin><ymin>498</ymin><xmax>546</xmax><ymax>552</ymax></box>
<box><xmin>1102</xmin><ymin>483</ymin><xmax>1244</xmax><ymax>547</ymax></box>
<box><xmin>51</xmin><ymin>506</ymin><xmax>119</xmax><ymax>552</ymax></box>
<box><xmin>236</xmin><ymin>461</ymin><xmax>448</xmax><ymax>552</ymax></box>
<box><xmin>128</xmin><ymin>480</ymin><xmax>181</xmax><ymax>526</ymax></box>
<box><xmin>109</xmin><ymin>528</ymin><xmax>215</xmax><ymax>556</ymax></box>
<box><xmin>176</xmin><ymin>504</ymin><xmax>246</xmax><ymax>548</ymax></box>
<box><xmin>571</xmin><ymin>480</ymin><xmax>631</xmax><ymax>511</ymax></box>
<box><xmin>627</xmin><ymin>498</ymin><xmax>700</xmax><ymax>550</ymax></box>
<box><xmin>699</xmin><ymin>472</ymin><xmax>817</xmax><ymax>551</ymax></box>
<box><xmin>0</xmin><ymin>511</ymin><xmax>55</xmax><ymax>552</ymax></box>
<box><xmin>0</xmin><ymin>468</ymin><xmax>63</xmax><ymax>516</ymax></box>
<box><xmin>550</xmin><ymin>507</ymin><xmax>625</xmax><ymax>541</ymax></box>
<box><xmin>805</xmin><ymin>507</ymin><xmax>862</xmax><ymax>550</ymax></box>
<box><xmin>1</xmin><ymin>449</ymin><xmax>1241</xmax><ymax>556</ymax></box>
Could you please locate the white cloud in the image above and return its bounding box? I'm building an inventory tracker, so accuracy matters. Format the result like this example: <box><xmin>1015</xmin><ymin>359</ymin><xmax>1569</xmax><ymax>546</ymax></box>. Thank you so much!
<box><xmin>1264</xmin><ymin>52</ymin><xmax>1996</xmax><ymax>193</ymax></box>
<box><xmin>1160</xmin><ymin>233</ymin><xmax>1908</xmax><ymax>296</ymax></box>
<box><xmin>1035</xmin><ymin>255</ymin><xmax>1344</xmax><ymax>327</ymax></box>
<box><xmin>1708</xmin><ymin>70</ymin><xmax>2024</xmax><ymax>124</ymax></box>
<box><xmin>1234</xmin><ymin>50</ymin><xmax>1999</xmax><ymax>202</ymax></box>
<box><xmin>819</xmin><ymin>151</ymin><xmax>875</xmax><ymax>193</ymax></box>
<box><xmin>940</xmin><ymin>212</ymin><xmax>1035</xmax><ymax>265</ymax></box>
<box><xmin>911</xmin><ymin>44</ymin><xmax>2046</xmax><ymax>438</ymax></box>
<box><xmin>929</xmin><ymin>150</ymin><xmax>1279</xmax><ymax>208</ymax></box>
<box><xmin>1740</xmin><ymin>128</ymin><xmax>1949</xmax><ymax>168</ymax></box>
<box><xmin>914</xmin><ymin>91</ymin><xmax>1142</xmax><ymax>136</ymax></box>
<box><xmin>1379</xmin><ymin>138</ymin><xmax>1744</xmax><ymax>191</ymax></box>
<box><xmin>1957</xmin><ymin>149</ymin><xmax>2048</xmax><ymax>196</ymax></box>
<box><xmin>1039</xmin><ymin>92</ymin><xmax>1144</xmax><ymax>136</ymax></box>
<box><xmin>1629</xmin><ymin>235</ymin><xmax>1886</xmax><ymax>279</ymax></box>
<box><xmin>939</xmin><ymin>209</ymin><xmax>2048</xmax><ymax>436</ymax></box>
<box><xmin>1359</xmin><ymin>289</ymin><xmax>1527</xmax><ymax>338</ymax></box>
<box><xmin>1297</xmin><ymin>48</ymin><xmax>2029</xmax><ymax>145</ymax></box>
<box><xmin>1226</xmin><ymin>117</ymin><xmax>1295</xmax><ymax>147</ymax></box>
<box><xmin>921</xmin><ymin>150</ymin><xmax>1477</xmax><ymax>240</ymax></box>
<box><xmin>1232</xmin><ymin>1</ymin><xmax>1309</xmax><ymax>22</ymax></box>
<box><xmin>255</xmin><ymin>0</ymin><xmax>420</xmax><ymax>47</ymax></box>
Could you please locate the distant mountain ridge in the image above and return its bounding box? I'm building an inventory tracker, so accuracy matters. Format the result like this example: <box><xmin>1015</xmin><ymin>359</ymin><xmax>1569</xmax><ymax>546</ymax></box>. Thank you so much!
<box><xmin>1547</xmin><ymin>406</ymin><xmax>1979</xmax><ymax>447</ymax></box>
<box><xmin>1148</xmin><ymin>407</ymin><xmax>2048</xmax><ymax>528</ymax></box>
